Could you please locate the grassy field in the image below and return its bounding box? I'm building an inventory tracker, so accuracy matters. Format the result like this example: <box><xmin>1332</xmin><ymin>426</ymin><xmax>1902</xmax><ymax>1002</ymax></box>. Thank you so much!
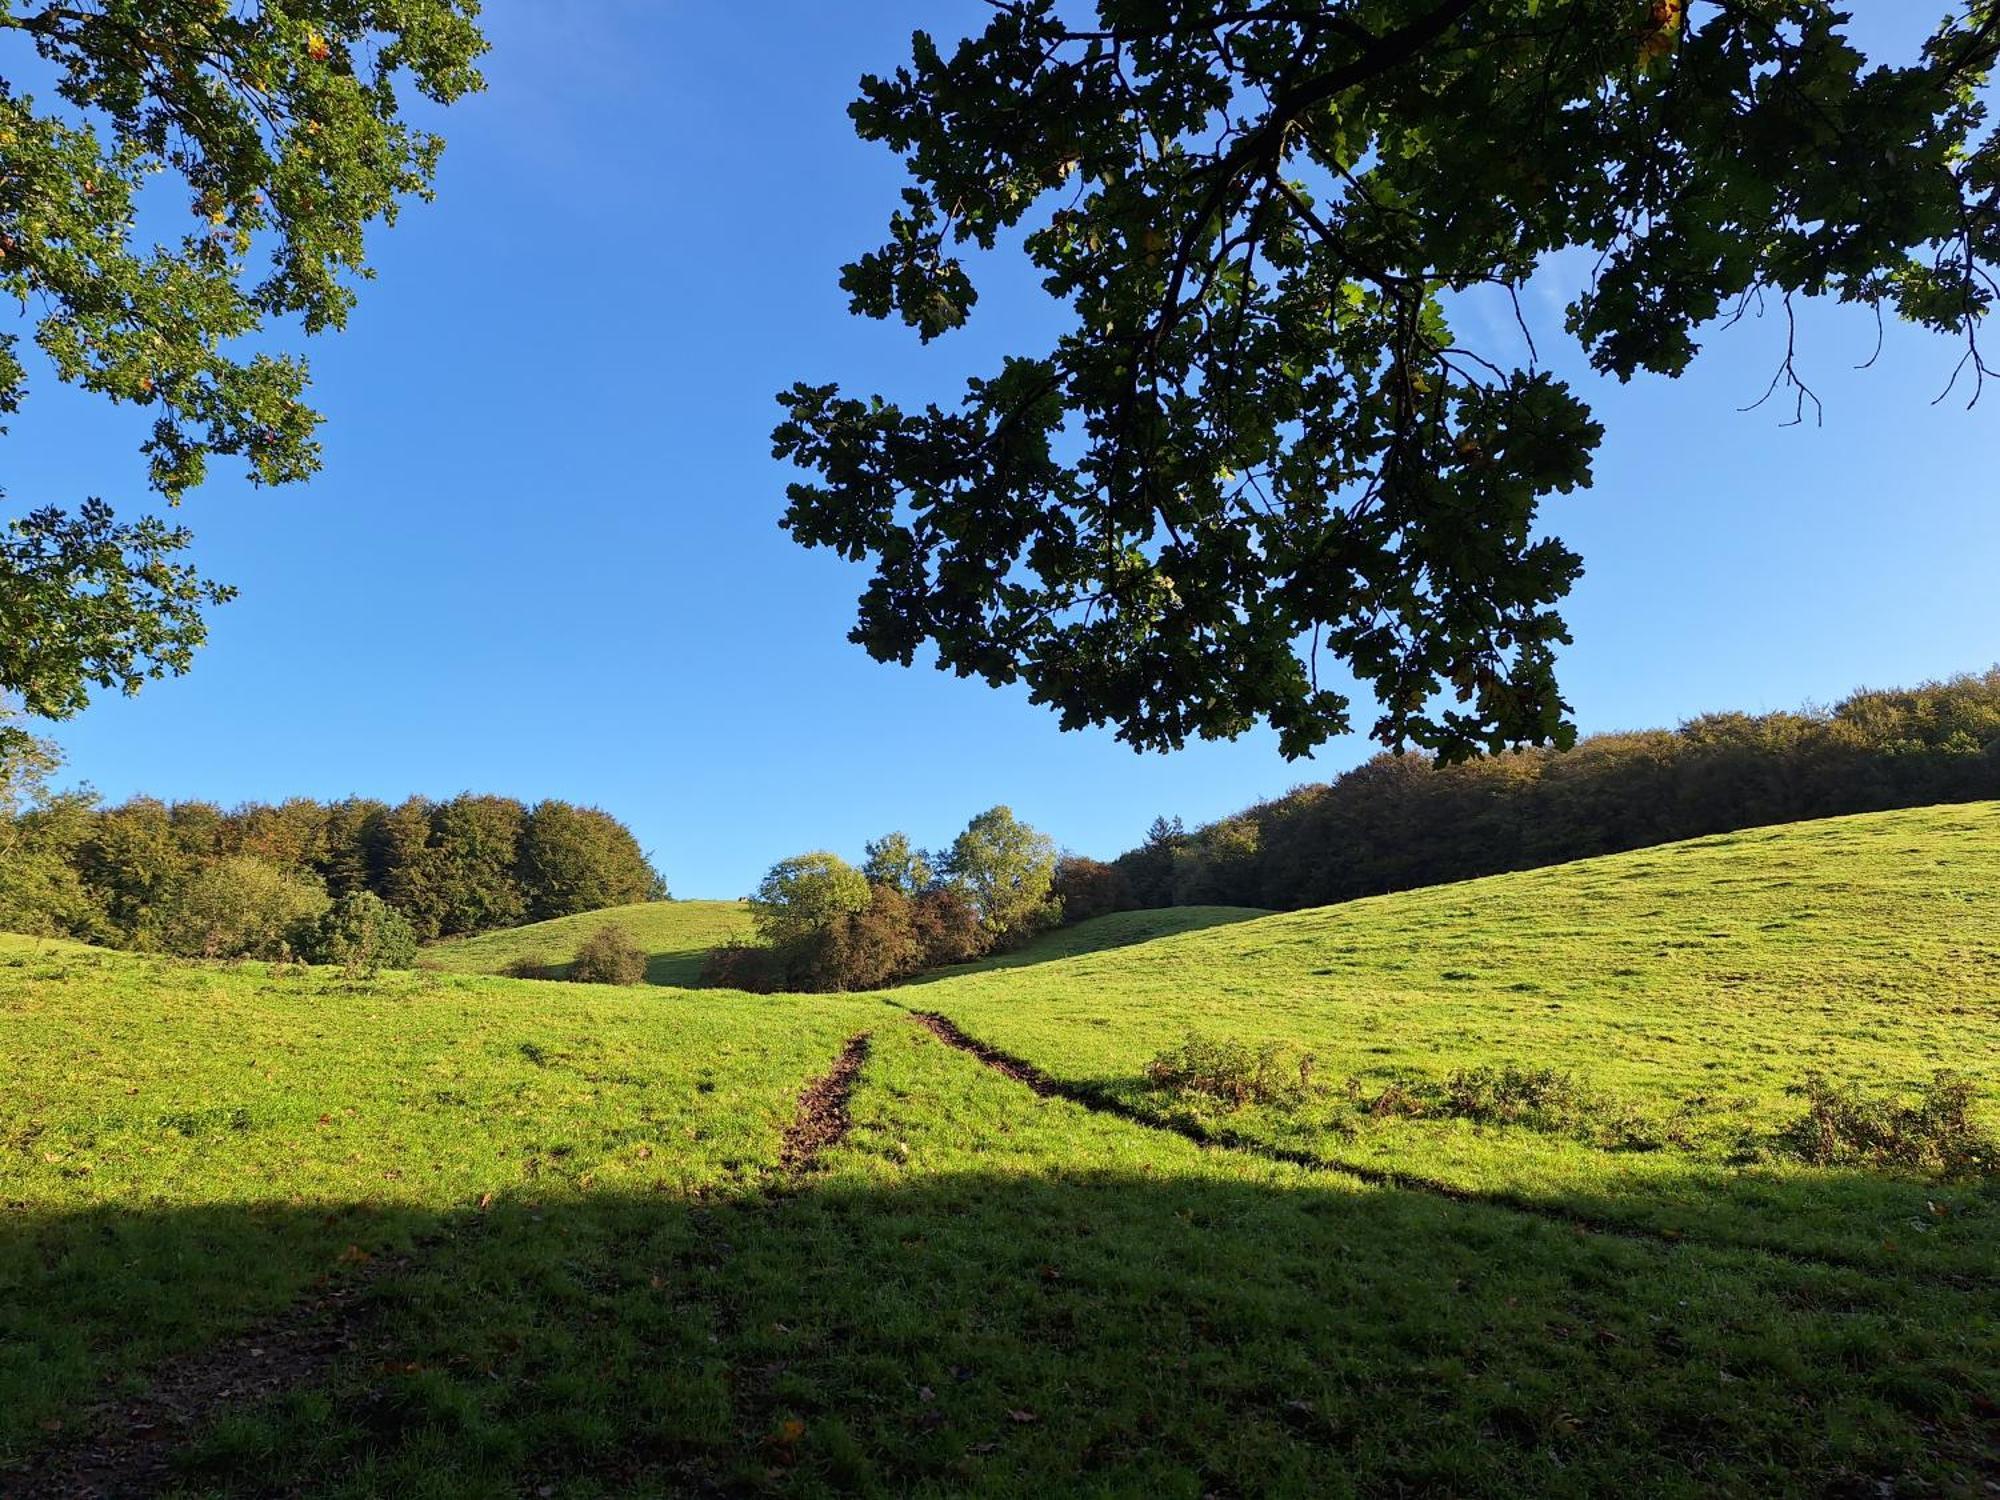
<box><xmin>424</xmin><ymin>901</ymin><xmax>1266</xmax><ymax>991</ymax></box>
<box><xmin>423</xmin><ymin>899</ymin><xmax>756</xmax><ymax>987</ymax></box>
<box><xmin>2</xmin><ymin>804</ymin><xmax>1996</xmax><ymax>1495</ymax></box>
<box><xmin>917</xmin><ymin>904</ymin><xmax>1269</xmax><ymax>979</ymax></box>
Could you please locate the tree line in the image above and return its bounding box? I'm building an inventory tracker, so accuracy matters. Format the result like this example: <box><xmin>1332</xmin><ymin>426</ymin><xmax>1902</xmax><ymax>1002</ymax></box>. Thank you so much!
<box><xmin>707</xmin><ymin>806</ymin><xmax>1059</xmax><ymax>992</ymax></box>
<box><xmin>0</xmin><ymin>747</ymin><xmax>664</xmax><ymax>963</ymax></box>
<box><xmin>1059</xmin><ymin>671</ymin><xmax>2000</xmax><ymax>917</ymax></box>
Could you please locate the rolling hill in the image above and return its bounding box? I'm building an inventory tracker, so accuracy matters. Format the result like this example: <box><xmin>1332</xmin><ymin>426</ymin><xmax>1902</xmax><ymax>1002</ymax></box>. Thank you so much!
<box><xmin>422</xmin><ymin>898</ymin><xmax>756</xmax><ymax>986</ymax></box>
<box><xmin>2</xmin><ymin>803</ymin><xmax>1994</xmax><ymax>1495</ymax></box>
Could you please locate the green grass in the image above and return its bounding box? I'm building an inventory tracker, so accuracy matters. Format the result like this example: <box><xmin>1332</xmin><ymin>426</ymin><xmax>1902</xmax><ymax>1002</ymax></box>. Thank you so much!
<box><xmin>1</xmin><ymin>803</ymin><xmax>1996</xmax><ymax>1495</ymax></box>
<box><xmin>916</xmin><ymin>802</ymin><xmax>2000</xmax><ymax>1275</ymax></box>
<box><xmin>916</xmin><ymin>904</ymin><xmax>1269</xmax><ymax>979</ymax></box>
<box><xmin>422</xmin><ymin>899</ymin><xmax>756</xmax><ymax>986</ymax></box>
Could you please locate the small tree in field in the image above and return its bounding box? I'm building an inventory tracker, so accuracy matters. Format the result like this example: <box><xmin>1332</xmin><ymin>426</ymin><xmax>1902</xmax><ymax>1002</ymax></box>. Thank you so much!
<box><xmin>296</xmin><ymin>891</ymin><xmax>418</xmax><ymax>975</ymax></box>
<box><xmin>144</xmin><ymin>857</ymin><xmax>330</xmax><ymax>960</ymax></box>
<box><xmin>750</xmin><ymin>852</ymin><xmax>872</xmax><ymax>950</ymax></box>
<box><xmin>941</xmin><ymin>806</ymin><xmax>1060</xmax><ymax>947</ymax></box>
<box><xmin>571</xmin><ymin>925</ymin><xmax>646</xmax><ymax>986</ymax></box>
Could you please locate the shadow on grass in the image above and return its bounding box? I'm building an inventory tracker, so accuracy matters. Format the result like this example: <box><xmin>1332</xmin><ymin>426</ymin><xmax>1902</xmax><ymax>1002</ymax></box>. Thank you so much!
<box><xmin>1038</xmin><ymin>1072</ymin><xmax>2000</xmax><ymax>1280</ymax></box>
<box><xmin>639</xmin><ymin>947</ymin><xmax>716</xmax><ymax>988</ymax></box>
<box><xmin>903</xmin><ymin>907</ymin><xmax>1272</xmax><ymax>988</ymax></box>
<box><xmin>4</xmin><ymin>1166</ymin><xmax>1993</xmax><ymax>1497</ymax></box>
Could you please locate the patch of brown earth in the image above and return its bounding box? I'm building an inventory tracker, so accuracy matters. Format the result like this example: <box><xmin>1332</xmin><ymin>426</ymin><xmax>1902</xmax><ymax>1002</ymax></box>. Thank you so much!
<box><xmin>778</xmin><ymin>1032</ymin><xmax>871</xmax><ymax>1173</ymax></box>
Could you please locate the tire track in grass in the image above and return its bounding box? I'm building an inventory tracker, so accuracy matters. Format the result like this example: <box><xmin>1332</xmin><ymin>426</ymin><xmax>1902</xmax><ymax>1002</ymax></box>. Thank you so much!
<box><xmin>903</xmin><ymin>1009</ymin><xmax>1981</xmax><ymax>1287</ymax></box>
<box><xmin>522</xmin><ymin>1029</ymin><xmax>876</xmax><ymax>1497</ymax></box>
<box><xmin>10</xmin><ymin>1033</ymin><xmax>879</xmax><ymax>1499</ymax></box>
<box><xmin>778</xmin><ymin>1032</ymin><xmax>871</xmax><ymax>1175</ymax></box>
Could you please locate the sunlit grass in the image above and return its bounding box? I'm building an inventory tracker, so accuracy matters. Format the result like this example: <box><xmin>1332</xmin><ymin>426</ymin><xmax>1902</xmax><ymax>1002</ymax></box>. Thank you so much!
<box><xmin>422</xmin><ymin>898</ymin><xmax>757</xmax><ymax>986</ymax></box>
<box><xmin>2</xmin><ymin>802</ymin><xmax>1996</xmax><ymax>1494</ymax></box>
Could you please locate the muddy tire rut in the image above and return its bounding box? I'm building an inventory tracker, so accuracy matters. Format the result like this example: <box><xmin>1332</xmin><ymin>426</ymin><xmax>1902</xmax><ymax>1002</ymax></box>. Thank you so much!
<box><xmin>780</xmin><ymin>1031</ymin><xmax>871</xmax><ymax>1173</ymax></box>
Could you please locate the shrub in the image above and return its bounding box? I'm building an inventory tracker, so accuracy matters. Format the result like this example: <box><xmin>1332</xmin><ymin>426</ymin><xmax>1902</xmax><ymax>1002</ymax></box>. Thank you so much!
<box><xmin>143</xmin><ymin>856</ymin><xmax>331</xmax><ymax>960</ymax></box>
<box><xmin>789</xmin><ymin>883</ymin><xmax>920</xmax><ymax>991</ymax></box>
<box><xmin>1144</xmin><ymin>1033</ymin><xmax>1321</xmax><ymax>1111</ymax></box>
<box><xmin>700</xmin><ymin>939</ymin><xmax>781</xmax><ymax>993</ymax></box>
<box><xmin>1441</xmin><ymin>1064</ymin><xmax>1590</xmax><ymax>1129</ymax></box>
<box><xmin>504</xmin><ymin>948</ymin><xmax>553</xmax><ymax>981</ymax></box>
<box><xmin>570</xmin><ymin>924</ymin><xmax>646</xmax><ymax>985</ymax></box>
<box><xmin>295</xmin><ymin>891</ymin><xmax>418</xmax><ymax>974</ymax></box>
<box><xmin>1781</xmin><ymin>1071</ymin><xmax>1996</xmax><ymax>1177</ymax></box>
<box><xmin>910</xmin><ymin>886</ymin><xmax>988</xmax><ymax>968</ymax></box>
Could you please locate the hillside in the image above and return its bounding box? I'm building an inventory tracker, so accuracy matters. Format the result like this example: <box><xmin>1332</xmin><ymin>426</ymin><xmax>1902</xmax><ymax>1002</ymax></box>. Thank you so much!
<box><xmin>919</xmin><ymin>904</ymin><xmax>1268</xmax><ymax>979</ymax></box>
<box><xmin>423</xmin><ymin>898</ymin><xmax>755</xmax><ymax>986</ymax></box>
<box><xmin>2</xmin><ymin>804</ymin><xmax>1996</xmax><ymax>1494</ymax></box>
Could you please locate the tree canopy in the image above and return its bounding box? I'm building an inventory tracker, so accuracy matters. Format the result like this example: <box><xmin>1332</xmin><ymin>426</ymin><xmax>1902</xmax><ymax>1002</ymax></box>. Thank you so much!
<box><xmin>776</xmin><ymin>0</ymin><xmax>2000</xmax><ymax>760</ymax></box>
<box><xmin>0</xmin><ymin>0</ymin><xmax>486</xmax><ymax>722</ymax></box>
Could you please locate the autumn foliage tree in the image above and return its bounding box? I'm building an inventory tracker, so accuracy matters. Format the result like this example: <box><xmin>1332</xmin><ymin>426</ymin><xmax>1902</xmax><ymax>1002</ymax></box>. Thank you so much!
<box><xmin>777</xmin><ymin>1</ymin><xmax>2000</xmax><ymax>760</ymax></box>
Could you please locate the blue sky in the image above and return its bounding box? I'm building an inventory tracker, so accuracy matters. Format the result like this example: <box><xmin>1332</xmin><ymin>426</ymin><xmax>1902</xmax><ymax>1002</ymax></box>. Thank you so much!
<box><xmin>16</xmin><ymin>3</ymin><xmax>1998</xmax><ymax>897</ymax></box>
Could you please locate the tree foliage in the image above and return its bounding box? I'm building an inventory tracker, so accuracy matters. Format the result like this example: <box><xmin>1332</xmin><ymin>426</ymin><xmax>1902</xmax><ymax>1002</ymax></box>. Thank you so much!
<box><xmin>749</xmin><ymin>851</ymin><xmax>873</xmax><ymax>951</ymax></box>
<box><xmin>518</xmin><ymin>801</ymin><xmax>663</xmax><ymax>923</ymax></box>
<box><xmin>1108</xmin><ymin>668</ymin><xmax>2000</xmax><ymax>911</ymax></box>
<box><xmin>0</xmin><ymin>783</ymin><xmax>663</xmax><ymax>953</ymax></box>
<box><xmin>862</xmin><ymin>830</ymin><xmax>934</xmax><ymax>894</ymax></box>
<box><xmin>940</xmin><ymin>804</ymin><xmax>1060</xmax><ymax>945</ymax></box>
<box><xmin>0</xmin><ymin>0</ymin><xmax>486</xmax><ymax>723</ymax></box>
<box><xmin>777</xmin><ymin>0</ymin><xmax>2000</xmax><ymax>759</ymax></box>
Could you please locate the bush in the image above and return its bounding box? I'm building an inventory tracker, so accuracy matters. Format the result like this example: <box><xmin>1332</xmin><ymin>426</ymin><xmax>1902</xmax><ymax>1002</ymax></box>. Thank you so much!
<box><xmin>699</xmin><ymin>939</ymin><xmax>780</xmax><ymax>993</ymax></box>
<box><xmin>294</xmin><ymin>891</ymin><xmax>418</xmax><ymax>974</ymax></box>
<box><xmin>143</xmin><ymin>856</ymin><xmax>331</xmax><ymax>960</ymax></box>
<box><xmin>570</xmin><ymin>924</ymin><xmax>646</xmax><ymax>985</ymax></box>
<box><xmin>504</xmin><ymin>948</ymin><xmax>553</xmax><ymax>981</ymax></box>
<box><xmin>790</xmin><ymin>883</ymin><xmax>920</xmax><ymax>991</ymax></box>
<box><xmin>1144</xmin><ymin>1033</ymin><xmax>1322</xmax><ymax>1111</ymax></box>
<box><xmin>1441</xmin><ymin>1064</ymin><xmax>1590</xmax><ymax>1130</ymax></box>
<box><xmin>1781</xmin><ymin>1071</ymin><xmax>1996</xmax><ymax>1177</ymax></box>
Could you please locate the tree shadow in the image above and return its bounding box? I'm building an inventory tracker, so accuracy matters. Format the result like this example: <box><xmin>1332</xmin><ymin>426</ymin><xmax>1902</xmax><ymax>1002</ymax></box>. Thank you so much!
<box><xmin>639</xmin><ymin>947</ymin><xmax>718</xmax><ymax>988</ymax></box>
<box><xmin>1059</xmin><ymin>1072</ymin><xmax>2000</xmax><ymax>1280</ymax></box>
<box><xmin>903</xmin><ymin>907</ymin><xmax>1271</xmax><ymax>988</ymax></box>
<box><xmin>3</xmin><ymin>1164</ymin><xmax>1992</xmax><ymax>1497</ymax></box>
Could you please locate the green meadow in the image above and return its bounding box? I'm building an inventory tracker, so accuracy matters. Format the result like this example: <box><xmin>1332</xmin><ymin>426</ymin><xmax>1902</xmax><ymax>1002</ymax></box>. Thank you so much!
<box><xmin>423</xmin><ymin>899</ymin><xmax>757</xmax><ymax>987</ymax></box>
<box><xmin>2</xmin><ymin>804</ymin><xmax>1996</xmax><ymax>1496</ymax></box>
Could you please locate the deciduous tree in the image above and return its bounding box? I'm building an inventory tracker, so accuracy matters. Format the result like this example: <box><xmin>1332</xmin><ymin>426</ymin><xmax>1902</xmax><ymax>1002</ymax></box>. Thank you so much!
<box><xmin>0</xmin><ymin>1</ymin><xmax>486</xmax><ymax>728</ymax></box>
<box><xmin>777</xmin><ymin>0</ymin><xmax>2000</xmax><ymax>759</ymax></box>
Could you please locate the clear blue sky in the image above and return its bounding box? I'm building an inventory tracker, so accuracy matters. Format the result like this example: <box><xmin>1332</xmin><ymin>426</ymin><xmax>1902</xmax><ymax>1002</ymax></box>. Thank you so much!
<box><xmin>17</xmin><ymin>3</ymin><xmax>1998</xmax><ymax>897</ymax></box>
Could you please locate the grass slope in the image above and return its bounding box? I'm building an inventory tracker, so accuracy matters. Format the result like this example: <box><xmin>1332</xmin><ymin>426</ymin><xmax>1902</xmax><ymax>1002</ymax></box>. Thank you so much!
<box><xmin>423</xmin><ymin>899</ymin><xmax>755</xmax><ymax>987</ymax></box>
<box><xmin>0</xmin><ymin>803</ymin><xmax>1994</xmax><ymax>1495</ymax></box>
<box><xmin>917</xmin><ymin>802</ymin><xmax>2000</xmax><ymax>1274</ymax></box>
<box><xmin>919</xmin><ymin>904</ymin><xmax>1269</xmax><ymax>979</ymax></box>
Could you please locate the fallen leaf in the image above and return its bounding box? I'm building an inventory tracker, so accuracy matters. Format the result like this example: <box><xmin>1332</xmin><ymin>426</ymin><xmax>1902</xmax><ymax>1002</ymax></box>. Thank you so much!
<box><xmin>1007</xmin><ymin>1409</ymin><xmax>1039</xmax><ymax>1424</ymax></box>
